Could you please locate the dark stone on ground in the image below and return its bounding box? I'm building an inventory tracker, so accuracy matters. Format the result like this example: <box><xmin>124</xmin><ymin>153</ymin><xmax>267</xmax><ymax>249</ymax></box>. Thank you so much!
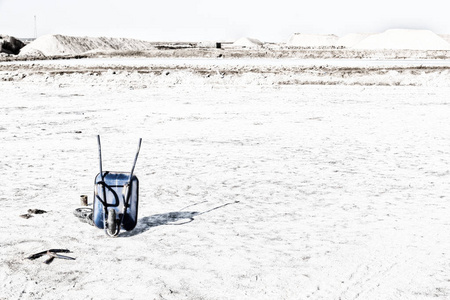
<box><xmin>0</xmin><ymin>35</ymin><xmax>26</xmax><ymax>55</ymax></box>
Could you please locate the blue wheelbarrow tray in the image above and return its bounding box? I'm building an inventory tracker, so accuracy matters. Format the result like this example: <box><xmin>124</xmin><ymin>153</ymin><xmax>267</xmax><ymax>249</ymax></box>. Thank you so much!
<box><xmin>93</xmin><ymin>171</ymin><xmax>139</xmax><ymax>232</ymax></box>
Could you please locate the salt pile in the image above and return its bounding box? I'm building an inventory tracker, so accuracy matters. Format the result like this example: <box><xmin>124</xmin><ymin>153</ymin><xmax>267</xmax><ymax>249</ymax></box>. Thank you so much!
<box><xmin>336</xmin><ymin>33</ymin><xmax>373</xmax><ymax>48</ymax></box>
<box><xmin>287</xmin><ymin>33</ymin><xmax>338</xmax><ymax>48</ymax></box>
<box><xmin>19</xmin><ymin>34</ymin><xmax>155</xmax><ymax>57</ymax></box>
<box><xmin>353</xmin><ymin>29</ymin><xmax>450</xmax><ymax>50</ymax></box>
<box><xmin>232</xmin><ymin>37</ymin><xmax>263</xmax><ymax>48</ymax></box>
<box><xmin>438</xmin><ymin>34</ymin><xmax>450</xmax><ymax>44</ymax></box>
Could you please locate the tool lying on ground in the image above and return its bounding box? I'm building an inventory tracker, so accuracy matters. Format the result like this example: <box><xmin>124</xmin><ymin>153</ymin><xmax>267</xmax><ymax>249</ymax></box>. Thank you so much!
<box><xmin>27</xmin><ymin>249</ymin><xmax>75</xmax><ymax>264</ymax></box>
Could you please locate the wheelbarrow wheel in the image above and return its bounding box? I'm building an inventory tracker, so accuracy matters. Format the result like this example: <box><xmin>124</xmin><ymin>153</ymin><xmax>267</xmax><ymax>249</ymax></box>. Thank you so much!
<box><xmin>106</xmin><ymin>208</ymin><xmax>117</xmax><ymax>236</ymax></box>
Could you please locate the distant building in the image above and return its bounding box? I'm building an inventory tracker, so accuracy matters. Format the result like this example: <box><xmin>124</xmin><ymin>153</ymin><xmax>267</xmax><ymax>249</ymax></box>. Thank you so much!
<box><xmin>198</xmin><ymin>41</ymin><xmax>222</xmax><ymax>48</ymax></box>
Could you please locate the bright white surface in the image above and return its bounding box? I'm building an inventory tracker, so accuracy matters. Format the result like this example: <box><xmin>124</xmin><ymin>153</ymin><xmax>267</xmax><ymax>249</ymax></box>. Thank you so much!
<box><xmin>0</xmin><ymin>64</ymin><xmax>449</xmax><ymax>299</ymax></box>
<box><xmin>353</xmin><ymin>29</ymin><xmax>450</xmax><ymax>50</ymax></box>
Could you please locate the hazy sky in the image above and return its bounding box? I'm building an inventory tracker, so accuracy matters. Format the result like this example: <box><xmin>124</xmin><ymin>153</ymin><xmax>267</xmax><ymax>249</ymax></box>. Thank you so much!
<box><xmin>0</xmin><ymin>0</ymin><xmax>449</xmax><ymax>42</ymax></box>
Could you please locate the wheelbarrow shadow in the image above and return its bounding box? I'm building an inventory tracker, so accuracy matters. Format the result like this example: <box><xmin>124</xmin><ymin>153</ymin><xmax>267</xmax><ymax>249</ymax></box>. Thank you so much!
<box><xmin>121</xmin><ymin>200</ymin><xmax>239</xmax><ymax>237</ymax></box>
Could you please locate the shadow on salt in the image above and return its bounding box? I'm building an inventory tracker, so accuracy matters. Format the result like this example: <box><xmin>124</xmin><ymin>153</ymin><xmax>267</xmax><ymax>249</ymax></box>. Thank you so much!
<box><xmin>121</xmin><ymin>200</ymin><xmax>239</xmax><ymax>237</ymax></box>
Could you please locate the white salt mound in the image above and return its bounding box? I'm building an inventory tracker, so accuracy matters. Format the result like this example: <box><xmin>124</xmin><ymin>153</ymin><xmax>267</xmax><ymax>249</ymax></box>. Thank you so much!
<box><xmin>353</xmin><ymin>29</ymin><xmax>450</xmax><ymax>50</ymax></box>
<box><xmin>19</xmin><ymin>34</ymin><xmax>155</xmax><ymax>56</ymax></box>
<box><xmin>232</xmin><ymin>37</ymin><xmax>263</xmax><ymax>48</ymax></box>
<box><xmin>438</xmin><ymin>34</ymin><xmax>450</xmax><ymax>44</ymax></box>
<box><xmin>336</xmin><ymin>33</ymin><xmax>373</xmax><ymax>48</ymax></box>
<box><xmin>287</xmin><ymin>33</ymin><xmax>338</xmax><ymax>47</ymax></box>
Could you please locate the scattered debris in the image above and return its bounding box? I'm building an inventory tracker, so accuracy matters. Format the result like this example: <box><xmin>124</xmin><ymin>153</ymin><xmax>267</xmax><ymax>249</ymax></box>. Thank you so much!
<box><xmin>27</xmin><ymin>249</ymin><xmax>75</xmax><ymax>264</ymax></box>
<box><xmin>20</xmin><ymin>209</ymin><xmax>47</xmax><ymax>219</ymax></box>
<box><xmin>216</xmin><ymin>70</ymin><xmax>224</xmax><ymax>78</ymax></box>
<box><xmin>28</xmin><ymin>209</ymin><xmax>47</xmax><ymax>214</ymax></box>
<box><xmin>73</xmin><ymin>207</ymin><xmax>94</xmax><ymax>226</ymax></box>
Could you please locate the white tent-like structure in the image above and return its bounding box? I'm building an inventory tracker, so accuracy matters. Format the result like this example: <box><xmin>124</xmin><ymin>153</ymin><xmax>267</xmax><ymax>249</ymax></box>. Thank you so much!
<box><xmin>232</xmin><ymin>37</ymin><xmax>263</xmax><ymax>48</ymax></box>
<box><xmin>287</xmin><ymin>33</ymin><xmax>338</xmax><ymax>48</ymax></box>
<box><xmin>353</xmin><ymin>29</ymin><xmax>450</xmax><ymax>50</ymax></box>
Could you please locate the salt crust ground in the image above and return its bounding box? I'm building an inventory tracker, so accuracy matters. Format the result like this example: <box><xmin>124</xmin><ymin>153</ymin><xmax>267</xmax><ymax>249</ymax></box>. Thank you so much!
<box><xmin>2</xmin><ymin>58</ymin><xmax>450</xmax><ymax>87</ymax></box>
<box><xmin>1</xmin><ymin>61</ymin><xmax>450</xmax><ymax>299</ymax></box>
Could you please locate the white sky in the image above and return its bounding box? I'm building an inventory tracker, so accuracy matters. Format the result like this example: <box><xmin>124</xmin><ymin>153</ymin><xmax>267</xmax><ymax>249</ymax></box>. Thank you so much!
<box><xmin>1</xmin><ymin>0</ymin><xmax>449</xmax><ymax>42</ymax></box>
